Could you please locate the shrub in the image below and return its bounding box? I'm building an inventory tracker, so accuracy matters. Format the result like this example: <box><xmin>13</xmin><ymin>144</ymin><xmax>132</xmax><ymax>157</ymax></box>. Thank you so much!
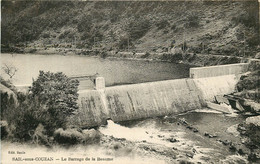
<box><xmin>236</xmin><ymin>70</ymin><xmax>260</xmax><ymax>92</ymax></box>
<box><xmin>28</xmin><ymin>48</ymin><xmax>37</xmax><ymax>53</ymax></box>
<box><xmin>10</xmin><ymin>101</ymin><xmax>46</xmax><ymax>140</ymax></box>
<box><xmin>100</xmin><ymin>51</ymin><xmax>108</xmax><ymax>59</ymax></box>
<box><xmin>42</xmin><ymin>33</ymin><xmax>50</xmax><ymax>38</ymax></box>
<box><xmin>160</xmin><ymin>53</ymin><xmax>183</xmax><ymax>63</ymax></box>
<box><xmin>231</xmin><ymin>13</ymin><xmax>257</xmax><ymax>28</ymax></box>
<box><xmin>29</xmin><ymin>71</ymin><xmax>80</xmax><ymax>133</ymax></box>
<box><xmin>127</xmin><ymin>19</ymin><xmax>151</xmax><ymax>41</ymax></box>
<box><xmin>118</xmin><ymin>37</ymin><xmax>131</xmax><ymax>50</ymax></box>
<box><xmin>156</xmin><ymin>20</ymin><xmax>170</xmax><ymax>30</ymax></box>
<box><xmin>140</xmin><ymin>52</ymin><xmax>150</xmax><ymax>58</ymax></box>
<box><xmin>247</xmin><ymin>35</ymin><xmax>260</xmax><ymax>48</ymax></box>
<box><xmin>183</xmin><ymin>53</ymin><xmax>197</xmax><ymax>62</ymax></box>
<box><xmin>186</xmin><ymin>13</ymin><xmax>200</xmax><ymax>28</ymax></box>
<box><xmin>1</xmin><ymin>121</ymin><xmax>10</xmax><ymax>139</ymax></box>
<box><xmin>58</xmin><ymin>30</ymin><xmax>71</xmax><ymax>40</ymax></box>
<box><xmin>171</xmin><ymin>24</ymin><xmax>176</xmax><ymax>30</ymax></box>
<box><xmin>225</xmin><ymin>56</ymin><xmax>241</xmax><ymax>64</ymax></box>
<box><xmin>248</xmin><ymin>60</ymin><xmax>260</xmax><ymax>71</ymax></box>
<box><xmin>54</xmin><ymin>128</ymin><xmax>85</xmax><ymax>144</ymax></box>
<box><xmin>0</xmin><ymin>77</ymin><xmax>19</xmax><ymax>122</ymax></box>
<box><xmin>238</xmin><ymin>122</ymin><xmax>260</xmax><ymax>149</ymax></box>
<box><xmin>54</xmin><ymin>128</ymin><xmax>100</xmax><ymax>145</ymax></box>
<box><xmin>77</xmin><ymin>15</ymin><xmax>92</xmax><ymax>32</ymax></box>
<box><xmin>1</xmin><ymin>93</ymin><xmax>18</xmax><ymax>122</ymax></box>
<box><xmin>1</xmin><ymin>71</ymin><xmax>80</xmax><ymax>141</ymax></box>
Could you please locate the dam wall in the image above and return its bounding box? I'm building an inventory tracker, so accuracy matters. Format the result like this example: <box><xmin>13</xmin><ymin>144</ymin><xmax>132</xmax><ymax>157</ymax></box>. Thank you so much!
<box><xmin>74</xmin><ymin>63</ymin><xmax>249</xmax><ymax>127</ymax></box>
<box><xmin>76</xmin><ymin>78</ymin><xmax>205</xmax><ymax>127</ymax></box>
<box><xmin>105</xmin><ymin>79</ymin><xmax>205</xmax><ymax>122</ymax></box>
<box><xmin>193</xmin><ymin>75</ymin><xmax>240</xmax><ymax>102</ymax></box>
<box><xmin>190</xmin><ymin>63</ymin><xmax>249</xmax><ymax>78</ymax></box>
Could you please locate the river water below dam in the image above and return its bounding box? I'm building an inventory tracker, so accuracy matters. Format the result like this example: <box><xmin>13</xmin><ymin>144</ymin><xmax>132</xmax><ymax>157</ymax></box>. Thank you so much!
<box><xmin>98</xmin><ymin>110</ymin><xmax>248</xmax><ymax>163</ymax></box>
<box><xmin>2</xmin><ymin>110</ymin><xmax>249</xmax><ymax>164</ymax></box>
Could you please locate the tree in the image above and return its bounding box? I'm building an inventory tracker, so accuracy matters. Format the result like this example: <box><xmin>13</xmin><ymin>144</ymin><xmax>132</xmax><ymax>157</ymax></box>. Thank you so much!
<box><xmin>28</xmin><ymin>71</ymin><xmax>80</xmax><ymax>134</ymax></box>
<box><xmin>2</xmin><ymin>63</ymin><xmax>18</xmax><ymax>78</ymax></box>
<box><xmin>1</xmin><ymin>71</ymin><xmax>80</xmax><ymax>140</ymax></box>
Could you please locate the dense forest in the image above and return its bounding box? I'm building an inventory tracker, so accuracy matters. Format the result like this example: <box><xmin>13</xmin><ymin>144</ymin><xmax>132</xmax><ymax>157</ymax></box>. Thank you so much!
<box><xmin>1</xmin><ymin>0</ymin><xmax>259</xmax><ymax>56</ymax></box>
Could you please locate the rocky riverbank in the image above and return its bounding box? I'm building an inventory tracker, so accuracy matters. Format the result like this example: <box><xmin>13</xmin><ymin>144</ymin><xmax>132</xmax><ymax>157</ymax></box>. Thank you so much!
<box><xmin>5</xmin><ymin>45</ymin><xmax>252</xmax><ymax>67</ymax></box>
<box><xmin>1</xmin><ymin>110</ymin><xmax>257</xmax><ymax>163</ymax></box>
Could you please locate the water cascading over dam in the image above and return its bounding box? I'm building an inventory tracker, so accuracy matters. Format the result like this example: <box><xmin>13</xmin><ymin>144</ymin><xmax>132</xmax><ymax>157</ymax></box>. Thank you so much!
<box><xmin>74</xmin><ymin>63</ymin><xmax>249</xmax><ymax>127</ymax></box>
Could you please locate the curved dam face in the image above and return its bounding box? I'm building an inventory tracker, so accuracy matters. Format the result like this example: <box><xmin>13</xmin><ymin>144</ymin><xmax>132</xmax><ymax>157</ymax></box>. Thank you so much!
<box><xmin>106</xmin><ymin>79</ymin><xmax>206</xmax><ymax>121</ymax></box>
<box><xmin>73</xmin><ymin>63</ymin><xmax>248</xmax><ymax>128</ymax></box>
<box><xmin>193</xmin><ymin>75</ymin><xmax>240</xmax><ymax>102</ymax></box>
<box><xmin>76</xmin><ymin>79</ymin><xmax>205</xmax><ymax>127</ymax></box>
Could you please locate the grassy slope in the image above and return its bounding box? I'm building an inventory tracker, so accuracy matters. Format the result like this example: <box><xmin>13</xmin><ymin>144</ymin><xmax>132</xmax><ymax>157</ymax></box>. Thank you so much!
<box><xmin>1</xmin><ymin>1</ymin><xmax>259</xmax><ymax>56</ymax></box>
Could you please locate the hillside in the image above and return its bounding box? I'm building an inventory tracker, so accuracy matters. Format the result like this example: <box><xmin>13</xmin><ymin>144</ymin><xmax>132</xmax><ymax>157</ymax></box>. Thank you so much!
<box><xmin>1</xmin><ymin>0</ymin><xmax>259</xmax><ymax>57</ymax></box>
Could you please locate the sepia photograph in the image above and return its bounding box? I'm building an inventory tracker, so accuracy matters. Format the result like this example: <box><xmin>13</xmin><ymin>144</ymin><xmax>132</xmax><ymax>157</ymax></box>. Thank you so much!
<box><xmin>1</xmin><ymin>0</ymin><xmax>260</xmax><ymax>163</ymax></box>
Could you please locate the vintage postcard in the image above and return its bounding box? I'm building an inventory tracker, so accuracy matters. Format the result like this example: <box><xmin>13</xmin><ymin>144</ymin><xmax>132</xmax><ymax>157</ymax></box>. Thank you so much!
<box><xmin>1</xmin><ymin>0</ymin><xmax>260</xmax><ymax>163</ymax></box>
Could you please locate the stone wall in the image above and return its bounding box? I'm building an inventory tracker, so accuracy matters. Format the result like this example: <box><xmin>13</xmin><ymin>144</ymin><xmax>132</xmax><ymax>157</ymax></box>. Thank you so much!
<box><xmin>190</xmin><ymin>63</ymin><xmax>249</xmax><ymax>78</ymax></box>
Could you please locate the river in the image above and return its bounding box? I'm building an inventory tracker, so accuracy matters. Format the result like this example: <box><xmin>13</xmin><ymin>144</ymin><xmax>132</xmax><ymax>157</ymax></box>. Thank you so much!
<box><xmin>1</xmin><ymin>110</ymin><xmax>248</xmax><ymax>164</ymax></box>
<box><xmin>0</xmin><ymin>53</ymin><xmax>249</xmax><ymax>163</ymax></box>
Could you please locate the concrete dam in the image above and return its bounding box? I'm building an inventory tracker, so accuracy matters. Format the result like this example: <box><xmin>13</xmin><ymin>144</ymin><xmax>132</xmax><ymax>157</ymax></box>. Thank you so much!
<box><xmin>74</xmin><ymin>63</ymin><xmax>249</xmax><ymax>127</ymax></box>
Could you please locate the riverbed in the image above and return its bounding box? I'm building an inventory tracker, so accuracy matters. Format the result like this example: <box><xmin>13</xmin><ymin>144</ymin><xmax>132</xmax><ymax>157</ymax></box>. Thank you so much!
<box><xmin>1</xmin><ymin>110</ymin><xmax>249</xmax><ymax>164</ymax></box>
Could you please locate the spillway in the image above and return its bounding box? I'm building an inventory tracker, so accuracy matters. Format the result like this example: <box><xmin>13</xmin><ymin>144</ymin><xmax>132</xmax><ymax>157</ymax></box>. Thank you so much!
<box><xmin>76</xmin><ymin>78</ymin><xmax>205</xmax><ymax>127</ymax></box>
<box><xmin>73</xmin><ymin>63</ymin><xmax>248</xmax><ymax>127</ymax></box>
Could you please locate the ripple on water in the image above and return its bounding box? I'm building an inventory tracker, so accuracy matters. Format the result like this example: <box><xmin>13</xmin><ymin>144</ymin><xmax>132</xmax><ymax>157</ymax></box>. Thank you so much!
<box><xmin>99</xmin><ymin>111</ymin><xmax>247</xmax><ymax>163</ymax></box>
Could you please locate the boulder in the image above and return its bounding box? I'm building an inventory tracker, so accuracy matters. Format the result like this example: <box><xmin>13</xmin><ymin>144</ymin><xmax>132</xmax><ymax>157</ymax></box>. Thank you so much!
<box><xmin>255</xmin><ymin>52</ymin><xmax>260</xmax><ymax>59</ymax></box>
<box><xmin>226</xmin><ymin>124</ymin><xmax>240</xmax><ymax>136</ymax></box>
<box><xmin>170</xmin><ymin>47</ymin><xmax>183</xmax><ymax>54</ymax></box>
<box><xmin>246</xmin><ymin>116</ymin><xmax>260</xmax><ymax>127</ymax></box>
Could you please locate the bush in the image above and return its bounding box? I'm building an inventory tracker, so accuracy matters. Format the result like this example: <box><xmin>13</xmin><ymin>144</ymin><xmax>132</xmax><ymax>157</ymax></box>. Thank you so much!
<box><xmin>100</xmin><ymin>51</ymin><xmax>108</xmax><ymax>59</ymax></box>
<box><xmin>77</xmin><ymin>15</ymin><xmax>92</xmax><ymax>32</ymax></box>
<box><xmin>42</xmin><ymin>33</ymin><xmax>50</xmax><ymax>38</ymax></box>
<box><xmin>118</xmin><ymin>37</ymin><xmax>131</xmax><ymax>50</ymax></box>
<box><xmin>140</xmin><ymin>52</ymin><xmax>150</xmax><ymax>58</ymax></box>
<box><xmin>10</xmin><ymin>97</ymin><xmax>50</xmax><ymax>140</ymax></box>
<box><xmin>156</xmin><ymin>20</ymin><xmax>170</xmax><ymax>30</ymax></box>
<box><xmin>238</xmin><ymin>122</ymin><xmax>260</xmax><ymax>149</ymax></box>
<box><xmin>183</xmin><ymin>53</ymin><xmax>197</xmax><ymax>62</ymax></box>
<box><xmin>160</xmin><ymin>53</ymin><xmax>183</xmax><ymax>63</ymax></box>
<box><xmin>29</xmin><ymin>71</ymin><xmax>80</xmax><ymax>133</ymax></box>
<box><xmin>171</xmin><ymin>24</ymin><xmax>176</xmax><ymax>30</ymax></box>
<box><xmin>54</xmin><ymin>128</ymin><xmax>100</xmax><ymax>145</ymax></box>
<box><xmin>236</xmin><ymin>70</ymin><xmax>260</xmax><ymax>92</ymax></box>
<box><xmin>249</xmin><ymin>60</ymin><xmax>260</xmax><ymax>71</ymax></box>
<box><xmin>127</xmin><ymin>19</ymin><xmax>151</xmax><ymax>41</ymax></box>
<box><xmin>1</xmin><ymin>92</ymin><xmax>18</xmax><ymax>123</ymax></box>
<box><xmin>58</xmin><ymin>30</ymin><xmax>71</xmax><ymax>40</ymax></box>
<box><xmin>231</xmin><ymin>13</ymin><xmax>257</xmax><ymax>28</ymax></box>
<box><xmin>1</xmin><ymin>121</ymin><xmax>10</xmax><ymax>139</ymax></box>
<box><xmin>185</xmin><ymin>13</ymin><xmax>200</xmax><ymax>28</ymax></box>
<box><xmin>54</xmin><ymin>128</ymin><xmax>86</xmax><ymax>144</ymax></box>
<box><xmin>0</xmin><ymin>77</ymin><xmax>20</xmax><ymax>122</ymax></box>
<box><xmin>1</xmin><ymin>71</ymin><xmax>80</xmax><ymax>141</ymax></box>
